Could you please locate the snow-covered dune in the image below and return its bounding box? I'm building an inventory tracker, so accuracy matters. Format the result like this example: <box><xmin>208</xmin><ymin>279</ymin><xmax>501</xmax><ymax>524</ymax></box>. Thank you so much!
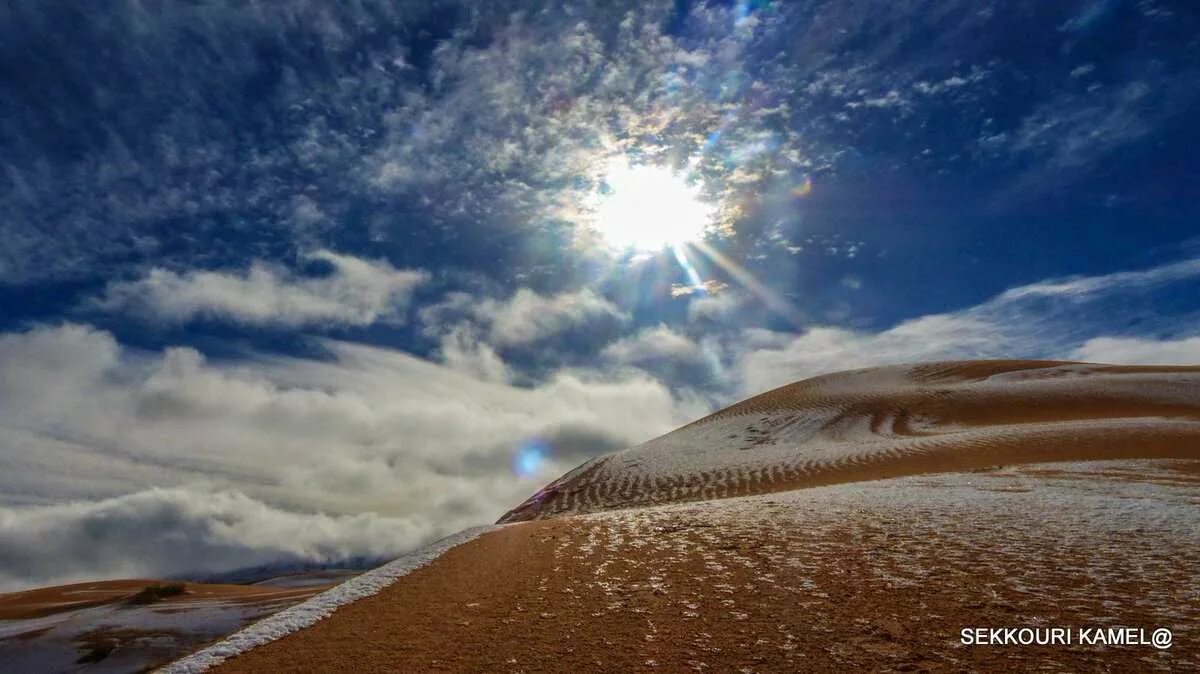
<box><xmin>500</xmin><ymin>360</ymin><xmax>1200</xmax><ymax>521</ymax></box>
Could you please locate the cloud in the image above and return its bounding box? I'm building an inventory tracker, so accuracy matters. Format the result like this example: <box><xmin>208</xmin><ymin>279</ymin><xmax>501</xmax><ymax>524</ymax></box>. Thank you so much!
<box><xmin>603</xmin><ymin>324</ymin><xmax>707</xmax><ymax>366</ymax></box>
<box><xmin>601</xmin><ymin>324</ymin><xmax>724</xmax><ymax>388</ymax></box>
<box><xmin>485</xmin><ymin>288</ymin><xmax>628</xmax><ymax>348</ymax></box>
<box><xmin>3</xmin><ymin>255</ymin><xmax>1200</xmax><ymax>589</ymax></box>
<box><xmin>735</xmin><ymin>317</ymin><xmax>995</xmax><ymax>395</ymax></box>
<box><xmin>434</xmin><ymin>323</ymin><xmax>512</xmax><ymax>383</ymax></box>
<box><xmin>671</xmin><ymin>279</ymin><xmax>729</xmax><ymax>298</ymax></box>
<box><xmin>0</xmin><ymin>488</ymin><xmax>427</xmax><ymax>591</ymax></box>
<box><xmin>421</xmin><ymin>287</ymin><xmax>628</xmax><ymax>349</ymax></box>
<box><xmin>94</xmin><ymin>251</ymin><xmax>428</xmax><ymax>327</ymax></box>
<box><xmin>687</xmin><ymin>291</ymin><xmax>743</xmax><ymax>324</ymax></box>
<box><xmin>995</xmin><ymin>257</ymin><xmax>1200</xmax><ymax>302</ymax></box>
<box><xmin>734</xmin><ymin>257</ymin><xmax>1200</xmax><ymax>393</ymax></box>
<box><xmin>0</xmin><ymin>322</ymin><xmax>703</xmax><ymax>589</ymax></box>
<box><xmin>1072</xmin><ymin>336</ymin><xmax>1200</xmax><ymax>365</ymax></box>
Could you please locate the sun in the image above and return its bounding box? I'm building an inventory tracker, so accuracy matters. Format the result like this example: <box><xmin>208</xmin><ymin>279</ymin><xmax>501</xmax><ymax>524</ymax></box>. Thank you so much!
<box><xmin>588</xmin><ymin>159</ymin><xmax>714</xmax><ymax>252</ymax></box>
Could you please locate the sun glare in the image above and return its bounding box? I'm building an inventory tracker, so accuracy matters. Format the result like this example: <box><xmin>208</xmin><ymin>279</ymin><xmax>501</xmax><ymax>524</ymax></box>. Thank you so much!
<box><xmin>589</xmin><ymin>159</ymin><xmax>714</xmax><ymax>252</ymax></box>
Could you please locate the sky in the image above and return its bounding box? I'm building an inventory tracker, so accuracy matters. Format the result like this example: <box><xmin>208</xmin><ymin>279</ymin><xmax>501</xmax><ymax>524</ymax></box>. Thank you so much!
<box><xmin>1</xmin><ymin>0</ymin><xmax>1199</xmax><ymax>590</ymax></box>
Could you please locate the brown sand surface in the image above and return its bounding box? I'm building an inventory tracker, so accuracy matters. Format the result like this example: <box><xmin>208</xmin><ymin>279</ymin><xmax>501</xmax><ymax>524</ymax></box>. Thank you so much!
<box><xmin>501</xmin><ymin>360</ymin><xmax>1200</xmax><ymax>522</ymax></box>
<box><xmin>208</xmin><ymin>460</ymin><xmax>1199</xmax><ymax>673</ymax></box>
<box><xmin>0</xmin><ymin>579</ymin><xmax>327</xmax><ymax>620</ymax></box>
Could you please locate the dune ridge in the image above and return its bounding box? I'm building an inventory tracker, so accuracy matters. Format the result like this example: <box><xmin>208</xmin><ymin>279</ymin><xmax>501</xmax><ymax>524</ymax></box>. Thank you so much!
<box><xmin>500</xmin><ymin>360</ymin><xmax>1200</xmax><ymax>522</ymax></box>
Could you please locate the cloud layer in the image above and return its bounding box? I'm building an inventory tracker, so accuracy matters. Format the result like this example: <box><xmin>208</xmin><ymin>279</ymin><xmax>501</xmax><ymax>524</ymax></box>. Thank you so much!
<box><xmin>95</xmin><ymin>251</ymin><xmax>428</xmax><ymax>327</ymax></box>
<box><xmin>0</xmin><ymin>322</ymin><xmax>702</xmax><ymax>589</ymax></box>
<box><xmin>0</xmin><ymin>488</ymin><xmax>425</xmax><ymax>590</ymax></box>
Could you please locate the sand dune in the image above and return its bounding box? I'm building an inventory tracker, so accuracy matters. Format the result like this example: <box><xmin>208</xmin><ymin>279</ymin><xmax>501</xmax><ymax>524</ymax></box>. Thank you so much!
<box><xmin>161</xmin><ymin>360</ymin><xmax>1200</xmax><ymax>671</ymax></box>
<box><xmin>0</xmin><ymin>579</ymin><xmax>326</xmax><ymax>621</ymax></box>
<box><xmin>0</xmin><ymin>578</ymin><xmax>337</xmax><ymax>671</ymax></box>
<box><xmin>500</xmin><ymin>360</ymin><xmax>1200</xmax><ymax>522</ymax></box>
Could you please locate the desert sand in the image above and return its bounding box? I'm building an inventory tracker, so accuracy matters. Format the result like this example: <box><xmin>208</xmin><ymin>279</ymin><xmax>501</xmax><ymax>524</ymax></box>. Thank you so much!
<box><xmin>0</xmin><ymin>577</ymin><xmax>338</xmax><ymax>671</ymax></box>
<box><xmin>164</xmin><ymin>361</ymin><xmax>1200</xmax><ymax>670</ymax></box>
<box><xmin>0</xmin><ymin>579</ymin><xmax>327</xmax><ymax>621</ymax></box>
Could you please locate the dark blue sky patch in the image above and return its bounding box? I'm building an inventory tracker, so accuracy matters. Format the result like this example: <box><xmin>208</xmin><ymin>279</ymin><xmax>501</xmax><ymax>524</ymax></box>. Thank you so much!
<box><xmin>1</xmin><ymin>0</ymin><xmax>1198</xmax><ymax>366</ymax></box>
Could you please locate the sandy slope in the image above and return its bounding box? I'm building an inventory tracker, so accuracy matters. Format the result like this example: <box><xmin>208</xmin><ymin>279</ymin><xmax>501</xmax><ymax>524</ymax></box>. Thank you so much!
<box><xmin>203</xmin><ymin>461</ymin><xmax>1199</xmax><ymax>672</ymax></box>
<box><xmin>170</xmin><ymin>360</ymin><xmax>1200</xmax><ymax>671</ymax></box>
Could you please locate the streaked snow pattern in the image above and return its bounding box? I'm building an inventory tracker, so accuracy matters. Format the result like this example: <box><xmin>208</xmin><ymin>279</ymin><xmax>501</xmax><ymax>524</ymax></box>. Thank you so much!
<box><xmin>501</xmin><ymin>361</ymin><xmax>1200</xmax><ymax>521</ymax></box>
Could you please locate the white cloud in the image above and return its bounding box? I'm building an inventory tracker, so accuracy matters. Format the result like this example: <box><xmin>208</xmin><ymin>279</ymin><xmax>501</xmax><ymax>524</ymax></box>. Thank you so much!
<box><xmin>0</xmin><ymin>488</ymin><xmax>427</xmax><ymax>591</ymax></box>
<box><xmin>1069</xmin><ymin>63</ymin><xmax>1096</xmax><ymax>79</ymax></box>
<box><xmin>995</xmin><ymin>257</ymin><xmax>1200</xmax><ymax>302</ymax></box>
<box><xmin>421</xmin><ymin>287</ymin><xmax>628</xmax><ymax>349</ymax></box>
<box><xmin>486</xmin><ymin>288</ymin><xmax>627</xmax><ymax>347</ymax></box>
<box><xmin>435</xmin><ymin>324</ymin><xmax>512</xmax><ymax>383</ymax></box>
<box><xmin>687</xmin><ymin>291</ymin><xmax>743</xmax><ymax>323</ymax></box>
<box><xmin>95</xmin><ymin>251</ymin><xmax>428</xmax><ymax>327</ymax></box>
<box><xmin>1003</xmin><ymin>80</ymin><xmax>1159</xmax><ymax>175</ymax></box>
<box><xmin>0</xmin><ymin>322</ymin><xmax>702</xmax><ymax>589</ymax></box>
<box><xmin>601</xmin><ymin>324</ymin><xmax>727</xmax><ymax>394</ymax></box>
<box><xmin>1072</xmin><ymin>336</ymin><xmax>1200</xmax><ymax>365</ymax></box>
<box><xmin>603</xmin><ymin>324</ymin><xmax>707</xmax><ymax>366</ymax></box>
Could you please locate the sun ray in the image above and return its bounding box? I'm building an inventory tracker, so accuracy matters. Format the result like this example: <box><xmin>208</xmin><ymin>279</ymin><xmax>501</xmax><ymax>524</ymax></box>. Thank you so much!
<box><xmin>671</xmin><ymin>244</ymin><xmax>706</xmax><ymax>292</ymax></box>
<box><xmin>689</xmin><ymin>239</ymin><xmax>807</xmax><ymax>328</ymax></box>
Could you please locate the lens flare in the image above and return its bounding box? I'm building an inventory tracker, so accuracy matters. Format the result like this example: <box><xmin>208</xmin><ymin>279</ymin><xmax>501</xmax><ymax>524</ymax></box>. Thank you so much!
<box><xmin>790</xmin><ymin>175</ymin><xmax>813</xmax><ymax>198</ymax></box>
<box><xmin>513</xmin><ymin>439</ymin><xmax>549</xmax><ymax>477</ymax></box>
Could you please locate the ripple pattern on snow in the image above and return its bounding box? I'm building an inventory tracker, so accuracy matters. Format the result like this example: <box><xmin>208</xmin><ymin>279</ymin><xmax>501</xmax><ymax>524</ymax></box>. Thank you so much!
<box><xmin>500</xmin><ymin>361</ymin><xmax>1200</xmax><ymax>522</ymax></box>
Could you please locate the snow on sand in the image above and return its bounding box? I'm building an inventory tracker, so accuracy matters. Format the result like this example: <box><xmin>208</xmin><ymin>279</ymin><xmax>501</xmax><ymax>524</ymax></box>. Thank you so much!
<box><xmin>161</xmin><ymin>526</ymin><xmax>495</xmax><ymax>673</ymax></box>
<box><xmin>501</xmin><ymin>360</ymin><xmax>1200</xmax><ymax>521</ymax></box>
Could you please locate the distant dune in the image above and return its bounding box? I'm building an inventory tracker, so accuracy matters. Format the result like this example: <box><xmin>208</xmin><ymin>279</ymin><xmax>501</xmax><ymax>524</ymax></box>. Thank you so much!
<box><xmin>131</xmin><ymin>362</ymin><xmax>1200</xmax><ymax>670</ymax></box>
<box><xmin>0</xmin><ymin>579</ymin><xmax>326</xmax><ymax>621</ymax></box>
<box><xmin>0</xmin><ymin>577</ymin><xmax>338</xmax><ymax>671</ymax></box>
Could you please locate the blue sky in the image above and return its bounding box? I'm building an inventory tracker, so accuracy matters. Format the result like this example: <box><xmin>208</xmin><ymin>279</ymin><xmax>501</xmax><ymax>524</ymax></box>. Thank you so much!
<box><xmin>1</xmin><ymin>0</ymin><xmax>1199</xmax><ymax>589</ymax></box>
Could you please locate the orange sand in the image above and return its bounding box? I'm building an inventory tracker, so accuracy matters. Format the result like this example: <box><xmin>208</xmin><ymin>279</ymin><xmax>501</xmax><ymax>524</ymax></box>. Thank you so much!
<box><xmin>208</xmin><ymin>461</ymin><xmax>1199</xmax><ymax>672</ymax></box>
